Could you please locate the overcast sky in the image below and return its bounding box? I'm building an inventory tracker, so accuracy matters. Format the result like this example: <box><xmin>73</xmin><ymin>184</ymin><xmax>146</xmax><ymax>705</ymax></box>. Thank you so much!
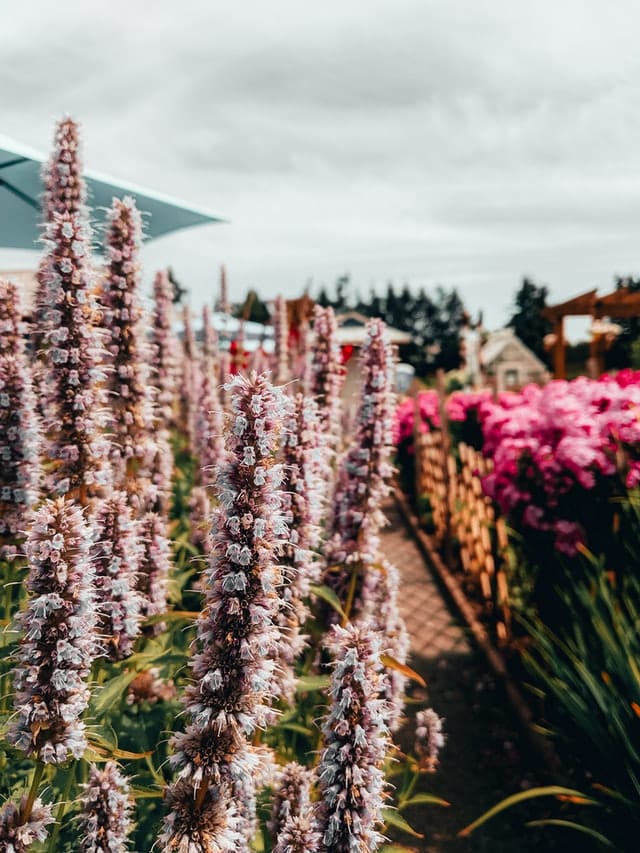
<box><xmin>2</xmin><ymin>0</ymin><xmax>640</xmax><ymax>330</ymax></box>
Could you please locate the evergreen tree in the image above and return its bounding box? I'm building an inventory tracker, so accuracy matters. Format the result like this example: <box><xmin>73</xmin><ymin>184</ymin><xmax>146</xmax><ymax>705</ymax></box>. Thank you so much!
<box><xmin>508</xmin><ymin>277</ymin><xmax>552</xmax><ymax>363</ymax></box>
<box><xmin>235</xmin><ymin>289</ymin><xmax>270</xmax><ymax>324</ymax></box>
<box><xmin>604</xmin><ymin>276</ymin><xmax>640</xmax><ymax>370</ymax></box>
<box><xmin>316</xmin><ymin>286</ymin><xmax>331</xmax><ymax>308</ymax></box>
<box><xmin>334</xmin><ymin>274</ymin><xmax>350</xmax><ymax>312</ymax></box>
<box><xmin>433</xmin><ymin>287</ymin><xmax>466</xmax><ymax>370</ymax></box>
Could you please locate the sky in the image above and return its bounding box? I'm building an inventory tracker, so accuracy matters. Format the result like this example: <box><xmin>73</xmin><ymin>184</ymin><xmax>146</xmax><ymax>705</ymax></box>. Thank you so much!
<box><xmin>2</xmin><ymin>0</ymin><xmax>640</xmax><ymax>332</ymax></box>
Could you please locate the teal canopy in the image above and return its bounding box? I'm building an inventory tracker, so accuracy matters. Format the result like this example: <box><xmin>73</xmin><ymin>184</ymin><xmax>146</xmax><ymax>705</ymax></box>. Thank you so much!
<box><xmin>0</xmin><ymin>134</ymin><xmax>224</xmax><ymax>250</ymax></box>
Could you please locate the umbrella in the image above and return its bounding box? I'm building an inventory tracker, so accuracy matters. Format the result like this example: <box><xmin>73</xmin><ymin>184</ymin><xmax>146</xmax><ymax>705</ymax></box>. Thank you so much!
<box><xmin>0</xmin><ymin>133</ymin><xmax>224</xmax><ymax>250</ymax></box>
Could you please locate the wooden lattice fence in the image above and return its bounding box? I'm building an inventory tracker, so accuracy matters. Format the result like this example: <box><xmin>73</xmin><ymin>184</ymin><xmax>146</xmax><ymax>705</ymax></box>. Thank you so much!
<box><xmin>414</xmin><ymin>428</ymin><xmax>513</xmax><ymax>644</ymax></box>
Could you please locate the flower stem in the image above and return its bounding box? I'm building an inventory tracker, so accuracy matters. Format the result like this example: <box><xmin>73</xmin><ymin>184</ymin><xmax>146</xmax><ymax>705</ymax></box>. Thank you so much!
<box><xmin>46</xmin><ymin>765</ymin><xmax>75</xmax><ymax>852</ymax></box>
<box><xmin>21</xmin><ymin>761</ymin><xmax>45</xmax><ymax>824</ymax></box>
<box><xmin>342</xmin><ymin>563</ymin><xmax>360</xmax><ymax>626</ymax></box>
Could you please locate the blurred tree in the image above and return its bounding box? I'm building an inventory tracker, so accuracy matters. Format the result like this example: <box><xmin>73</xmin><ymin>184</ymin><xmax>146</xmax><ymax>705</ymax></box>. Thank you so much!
<box><xmin>316</xmin><ymin>286</ymin><xmax>331</xmax><ymax>308</ymax></box>
<box><xmin>368</xmin><ymin>287</ymin><xmax>384</xmax><ymax>318</ymax></box>
<box><xmin>235</xmin><ymin>289</ymin><xmax>270</xmax><ymax>324</ymax></box>
<box><xmin>605</xmin><ymin>276</ymin><xmax>640</xmax><ymax>370</ymax></box>
<box><xmin>167</xmin><ymin>266</ymin><xmax>188</xmax><ymax>305</ymax></box>
<box><xmin>508</xmin><ymin>277</ymin><xmax>552</xmax><ymax>363</ymax></box>
<box><xmin>432</xmin><ymin>287</ymin><xmax>466</xmax><ymax>370</ymax></box>
<box><xmin>334</xmin><ymin>274</ymin><xmax>350</xmax><ymax>311</ymax></box>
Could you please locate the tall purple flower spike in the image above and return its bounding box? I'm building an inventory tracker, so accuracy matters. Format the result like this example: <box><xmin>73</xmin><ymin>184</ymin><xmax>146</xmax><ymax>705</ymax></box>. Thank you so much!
<box><xmin>316</xmin><ymin>622</ymin><xmax>390</xmax><ymax>853</ymax></box>
<box><xmin>414</xmin><ymin>708</ymin><xmax>446</xmax><ymax>773</ymax></box>
<box><xmin>272</xmin><ymin>395</ymin><xmax>326</xmax><ymax>702</ymax></box>
<box><xmin>93</xmin><ymin>491</ymin><xmax>143</xmax><ymax>661</ymax></box>
<box><xmin>273</xmin><ymin>813</ymin><xmax>322</xmax><ymax>853</ymax></box>
<box><xmin>202</xmin><ymin>303</ymin><xmax>219</xmax><ymax>367</ymax></box>
<box><xmin>34</xmin><ymin>117</ymin><xmax>89</xmax><ymax>374</ymax></box>
<box><xmin>151</xmin><ymin>269</ymin><xmax>179</xmax><ymax>427</ymax></box>
<box><xmin>309</xmin><ymin>305</ymin><xmax>344</xmax><ymax>454</ymax></box>
<box><xmin>194</xmin><ymin>362</ymin><xmax>224</xmax><ymax>486</ymax></box>
<box><xmin>0</xmin><ymin>796</ymin><xmax>54</xmax><ymax>852</ymax></box>
<box><xmin>179</xmin><ymin>304</ymin><xmax>200</xmax><ymax>451</ymax></box>
<box><xmin>137</xmin><ymin>511</ymin><xmax>172</xmax><ymax>634</ymax></box>
<box><xmin>159</xmin><ymin>779</ymin><xmax>242</xmax><ymax>853</ymax></box>
<box><xmin>0</xmin><ymin>282</ymin><xmax>41</xmax><ymax>552</ymax></box>
<box><xmin>10</xmin><ymin>498</ymin><xmax>98</xmax><ymax>763</ymax></box>
<box><xmin>324</xmin><ymin>319</ymin><xmax>396</xmax><ymax>615</ymax></box>
<box><xmin>177</xmin><ymin>372</ymin><xmax>287</xmax><ymax>740</ymax></box>
<box><xmin>41</xmin><ymin>116</ymin><xmax>88</xmax><ymax>222</ymax></box>
<box><xmin>0</xmin><ymin>279</ymin><xmax>23</xmax><ymax>357</ymax></box>
<box><xmin>268</xmin><ymin>762</ymin><xmax>314</xmax><ymax>841</ymax></box>
<box><xmin>77</xmin><ymin>761</ymin><xmax>134</xmax><ymax>853</ymax></box>
<box><xmin>273</xmin><ymin>294</ymin><xmax>290</xmax><ymax>384</ymax></box>
<box><xmin>367</xmin><ymin>559</ymin><xmax>411</xmax><ymax>734</ymax></box>
<box><xmin>164</xmin><ymin>373</ymin><xmax>287</xmax><ymax>846</ymax></box>
<box><xmin>103</xmin><ymin>196</ymin><xmax>155</xmax><ymax>495</ymax></box>
<box><xmin>41</xmin><ymin>212</ymin><xmax>110</xmax><ymax>503</ymax></box>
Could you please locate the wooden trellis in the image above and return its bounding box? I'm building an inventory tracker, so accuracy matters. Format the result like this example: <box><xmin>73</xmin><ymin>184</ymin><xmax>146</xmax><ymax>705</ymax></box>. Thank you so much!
<box><xmin>414</xmin><ymin>429</ymin><xmax>513</xmax><ymax>643</ymax></box>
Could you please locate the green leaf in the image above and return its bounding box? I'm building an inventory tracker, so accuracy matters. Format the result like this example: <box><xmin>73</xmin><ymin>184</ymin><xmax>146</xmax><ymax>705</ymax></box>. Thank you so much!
<box><xmin>275</xmin><ymin>723</ymin><xmax>314</xmax><ymax>737</ymax></box>
<box><xmin>130</xmin><ymin>787</ymin><xmax>163</xmax><ymax>799</ymax></box>
<box><xmin>379</xmin><ymin>846</ymin><xmax>418</xmax><ymax>853</ymax></box>
<box><xmin>400</xmin><ymin>793</ymin><xmax>450</xmax><ymax>808</ymax></box>
<box><xmin>525</xmin><ymin>819</ymin><xmax>614</xmax><ymax>847</ymax></box>
<box><xmin>90</xmin><ymin>669</ymin><xmax>140</xmax><ymax>717</ymax></box>
<box><xmin>381</xmin><ymin>808</ymin><xmax>424</xmax><ymax>838</ymax></box>
<box><xmin>295</xmin><ymin>675</ymin><xmax>330</xmax><ymax>693</ymax></box>
<box><xmin>458</xmin><ymin>786</ymin><xmax>598</xmax><ymax>837</ymax></box>
<box><xmin>144</xmin><ymin>610</ymin><xmax>200</xmax><ymax>626</ymax></box>
<box><xmin>309</xmin><ymin>584</ymin><xmax>346</xmax><ymax>620</ymax></box>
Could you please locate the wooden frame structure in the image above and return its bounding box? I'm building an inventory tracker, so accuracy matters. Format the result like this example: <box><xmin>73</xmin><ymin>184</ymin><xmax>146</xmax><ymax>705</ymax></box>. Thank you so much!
<box><xmin>541</xmin><ymin>287</ymin><xmax>640</xmax><ymax>378</ymax></box>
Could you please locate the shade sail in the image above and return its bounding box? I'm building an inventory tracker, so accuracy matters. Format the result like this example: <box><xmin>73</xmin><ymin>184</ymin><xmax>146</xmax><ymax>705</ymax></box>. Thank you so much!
<box><xmin>0</xmin><ymin>134</ymin><xmax>224</xmax><ymax>250</ymax></box>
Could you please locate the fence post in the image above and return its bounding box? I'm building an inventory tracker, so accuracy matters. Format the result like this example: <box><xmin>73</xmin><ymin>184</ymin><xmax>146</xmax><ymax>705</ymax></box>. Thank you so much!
<box><xmin>436</xmin><ymin>369</ymin><xmax>453</xmax><ymax>566</ymax></box>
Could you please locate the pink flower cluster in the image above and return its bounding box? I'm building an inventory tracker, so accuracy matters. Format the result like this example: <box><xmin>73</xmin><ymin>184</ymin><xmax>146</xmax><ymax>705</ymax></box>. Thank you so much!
<box><xmin>393</xmin><ymin>390</ymin><xmax>440</xmax><ymax>445</ymax></box>
<box><xmin>445</xmin><ymin>389</ymin><xmax>492</xmax><ymax>423</ymax></box>
<box><xmin>480</xmin><ymin>377</ymin><xmax>640</xmax><ymax>554</ymax></box>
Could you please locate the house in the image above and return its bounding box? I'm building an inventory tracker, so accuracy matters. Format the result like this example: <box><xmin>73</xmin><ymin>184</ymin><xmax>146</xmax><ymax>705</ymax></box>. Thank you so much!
<box><xmin>481</xmin><ymin>328</ymin><xmax>549</xmax><ymax>392</ymax></box>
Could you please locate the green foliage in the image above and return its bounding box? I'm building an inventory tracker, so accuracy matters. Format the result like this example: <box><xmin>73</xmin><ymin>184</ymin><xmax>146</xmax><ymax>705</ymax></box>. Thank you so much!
<box><xmin>235</xmin><ymin>288</ymin><xmax>270</xmax><ymax>324</ymax></box>
<box><xmin>508</xmin><ymin>277</ymin><xmax>552</xmax><ymax>364</ymax></box>
<box><xmin>316</xmin><ymin>278</ymin><xmax>469</xmax><ymax>376</ymax></box>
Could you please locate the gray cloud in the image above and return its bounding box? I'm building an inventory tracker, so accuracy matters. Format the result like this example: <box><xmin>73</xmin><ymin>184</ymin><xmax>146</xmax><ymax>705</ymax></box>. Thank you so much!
<box><xmin>2</xmin><ymin>0</ymin><xmax>640</xmax><ymax>328</ymax></box>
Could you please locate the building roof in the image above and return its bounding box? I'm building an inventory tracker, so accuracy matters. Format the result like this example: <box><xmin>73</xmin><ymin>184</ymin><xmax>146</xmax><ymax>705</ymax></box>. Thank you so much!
<box><xmin>335</xmin><ymin>311</ymin><xmax>412</xmax><ymax>345</ymax></box>
<box><xmin>481</xmin><ymin>328</ymin><xmax>547</xmax><ymax>372</ymax></box>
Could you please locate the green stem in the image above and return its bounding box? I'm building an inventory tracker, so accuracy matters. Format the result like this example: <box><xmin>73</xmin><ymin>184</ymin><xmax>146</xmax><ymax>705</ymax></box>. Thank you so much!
<box><xmin>398</xmin><ymin>770</ymin><xmax>420</xmax><ymax>808</ymax></box>
<box><xmin>21</xmin><ymin>761</ymin><xmax>45</xmax><ymax>825</ymax></box>
<box><xmin>46</xmin><ymin>765</ymin><xmax>75</xmax><ymax>852</ymax></box>
<box><xmin>341</xmin><ymin>563</ymin><xmax>360</xmax><ymax>626</ymax></box>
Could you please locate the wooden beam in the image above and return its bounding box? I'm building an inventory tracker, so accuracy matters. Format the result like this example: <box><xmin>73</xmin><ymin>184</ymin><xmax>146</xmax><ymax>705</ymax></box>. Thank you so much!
<box><xmin>541</xmin><ymin>289</ymin><xmax>598</xmax><ymax>320</ymax></box>
<box><xmin>552</xmin><ymin>317</ymin><xmax>565</xmax><ymax>379</ymax></box>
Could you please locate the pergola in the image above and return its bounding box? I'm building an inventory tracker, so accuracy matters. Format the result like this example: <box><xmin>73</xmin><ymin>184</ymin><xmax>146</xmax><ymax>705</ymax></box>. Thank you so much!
<box><xmin>541</xmin><ymin>287</ymin><xmax>640</xmax><ymax>378</ymax></box>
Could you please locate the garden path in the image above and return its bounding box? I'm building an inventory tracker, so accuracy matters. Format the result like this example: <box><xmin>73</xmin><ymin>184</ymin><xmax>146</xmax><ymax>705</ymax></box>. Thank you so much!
<box><xmin>380</xmin><ymin>500</ymin><xmax>563</xmax><ymax>853</ymax></box>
